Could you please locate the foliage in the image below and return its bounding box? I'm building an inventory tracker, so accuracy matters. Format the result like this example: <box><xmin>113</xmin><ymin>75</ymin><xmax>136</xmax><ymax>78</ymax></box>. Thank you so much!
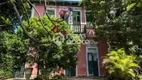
<box><xmin>80</xmin><ymin>0</ymin><xmax>142</xmax><ymax>53</ymax></box>
<box><xmin>0</xmin><ymin>1</ymin><xmax>80</xmax><ymax>79</ymax></box>
<box><xmin>0</xmin><ymin>0</ymin><xmax>31</xmax><ymax>27</ymax></box>
<box><xmin>18</xmin><ymin>16</ymin><xmax>80</xmax><ymax>79</ymax></box>
<box><xmin>0</xmin><ymin>29</ymin><xmax>29</xmax><ymax>78</ymax></box>
<box><xmin>38</xmin><ymin>68</ymin><xmax>65</xmax><ymax>80</ymax></box>
<box><xmin>103</xmin><ymin>48</ymin><xmax>142</xmax><ymax>80</ymax></box>
<box><xmin>0</xmin><ymin>1</ymin><xmax>31</xmax><ymax>78</ymax></box>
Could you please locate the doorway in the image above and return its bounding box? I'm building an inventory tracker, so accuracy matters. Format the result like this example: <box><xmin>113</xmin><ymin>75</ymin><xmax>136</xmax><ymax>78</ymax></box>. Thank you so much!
<box><xmin>86</xmin><ymin>47</ymin><xmax>99</xmax><ymax>76</ymax></box>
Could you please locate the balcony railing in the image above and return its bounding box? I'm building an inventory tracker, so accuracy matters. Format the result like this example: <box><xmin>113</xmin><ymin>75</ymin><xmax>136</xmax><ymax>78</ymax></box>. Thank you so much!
<box><xmin>69</xmin><ymin>24</ymin><xmax>86</xmax><ymax>34</ymax></box>
<box><xmin>68</xmin><ymin>24</ymin><xmax>96</xmax><ymax>38</ymax></box>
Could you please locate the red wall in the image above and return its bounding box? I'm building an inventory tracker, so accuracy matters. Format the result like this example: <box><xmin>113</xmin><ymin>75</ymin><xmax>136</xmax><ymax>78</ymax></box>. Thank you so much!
<box><xmin>77</xmin><ymin>44</ymin><xmax>87</xmax><ymax>76</ymax></box>
<box><xmin>98</xmin><ymin>41</ymin><xmax>108</xmax><ymax>76</ymax></box>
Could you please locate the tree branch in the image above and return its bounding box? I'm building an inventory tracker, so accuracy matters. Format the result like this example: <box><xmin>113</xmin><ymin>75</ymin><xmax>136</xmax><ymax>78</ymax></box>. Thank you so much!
<box><xmin>9</xmin><ymin>0</ymin><xmax>39</xmax><ymax>42</ymax></box>
<box><xmin>27</xmin><ymin>0</ymin><xmax>51</xmax><ymax>36</ymax></box>
<box><xmin>9</xmin><ymin>0</ymin><xmax>51</xmax><ymax>44</ymax></box>
<box><xmin>0</xmin><ymin>1</ymin><xmax>8</xmax><ymax>6</ymax></box>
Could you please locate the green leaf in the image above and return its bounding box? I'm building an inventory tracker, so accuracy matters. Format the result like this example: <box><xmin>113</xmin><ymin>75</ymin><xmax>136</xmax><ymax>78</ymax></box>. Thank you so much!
<box><xmin>127</xmin><ymin>3</ymin><xmax>136</xmax><ymax>11</ymax></box>
<box><xmin>136</xmin><ymin>2</ymin><xmax>142</xmax><ymax>7</ymax></box>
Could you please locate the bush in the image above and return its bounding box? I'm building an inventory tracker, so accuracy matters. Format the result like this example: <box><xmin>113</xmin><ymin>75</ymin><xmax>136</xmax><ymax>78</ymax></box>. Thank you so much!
<box><xmin>0</xmin><ymin>53</ymin><xmax>15</xmax><ymax>79</ymax></box>
<box><xmin>38</xmin><ymin>68</ymin><xmax>66</xmax><ymax>80</ymax></box>
<box><xmin>103</xmin><ymin>48</ymin><xmax>142</xmax><ymax>80</ymax></box>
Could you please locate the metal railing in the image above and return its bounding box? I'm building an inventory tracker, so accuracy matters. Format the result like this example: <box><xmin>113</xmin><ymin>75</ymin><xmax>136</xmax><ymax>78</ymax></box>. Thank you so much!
<box><xmin>69</xmin><ymin>24</ymin><xmax>86</xmax><ymax>34</ymax></box>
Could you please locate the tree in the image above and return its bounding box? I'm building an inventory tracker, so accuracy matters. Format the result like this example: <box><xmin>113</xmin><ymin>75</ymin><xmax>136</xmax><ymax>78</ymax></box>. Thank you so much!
<box><xmin>0</xmin><ymin>32</ymin><xmax>29</xmax><ymax>78</ymax></box>
<box><xmin>0</xmin><ymin>0</ymin><xmax>31</xmax><ymax>78</ymax></box>
<box><xmin>0</xmin><ymin>0</ymin><xmax>80</xmax><ymax>79</ymax></box>
<box><xmin>80</xmin><ymin>0</ymin><xmax>142</xmax><ymax>53</ymax></box>
<box><xmin>17</xmin><ymin>16</ymin><xmax>80</xmax><ymax>78</ymax></box>
<box><xmin>81</xmin><ymin>1</ymin><xmax>142</xmax><ymax>79</ymax></box>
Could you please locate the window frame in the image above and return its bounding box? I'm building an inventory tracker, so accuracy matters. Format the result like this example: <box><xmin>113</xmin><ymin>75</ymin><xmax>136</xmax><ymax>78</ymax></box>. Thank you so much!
<box><xmin>45</xmin><ymin>7</ymin><xmax>56</xmax><ymax>18</ymax></box>
<box><xmin>71</xmin><ymin>10</ymin><xmax>81</xmax><ymax>24</ymax></box>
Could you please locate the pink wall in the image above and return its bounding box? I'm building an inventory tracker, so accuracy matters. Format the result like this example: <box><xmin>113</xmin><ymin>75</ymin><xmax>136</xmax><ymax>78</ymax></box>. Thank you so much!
<box><xmin>77</xmin><ymin>44</ymin><xmax>87</xmax><ymax>76</ymax></box>
<box><xmin>81</xmin><ymin>7</ymin><xmax>85</xmax><ymax>23</ymax></box>
<box><xmin>56</xmin><ymin>5</ymin><xmax>59</xmax><ymax>17</ymax></box>
<box><xmin>34</xmin><ymin>4</ymin><xmax>44</xmax><ymax>16</ymax></box>
<box><xmin>33</xmin><ymin>4</ymin><xmax>108</xmax><ymax>77</ymax></box>
<box><xmin>98</xmin><ymin>41</ymin><xmax>108</xmax><ymax>76</ymax></box>
<box><xmin>81</xmin><ymin>7</ymin><xmax>85</xmax><ymax>32</ymax></box>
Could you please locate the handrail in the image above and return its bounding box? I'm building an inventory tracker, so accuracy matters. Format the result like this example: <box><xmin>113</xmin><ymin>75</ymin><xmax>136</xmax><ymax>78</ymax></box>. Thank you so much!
<box><xmin>68</xmin><ymin>23</ymin><xmax>86</xmax><ymax>33</ymax></box>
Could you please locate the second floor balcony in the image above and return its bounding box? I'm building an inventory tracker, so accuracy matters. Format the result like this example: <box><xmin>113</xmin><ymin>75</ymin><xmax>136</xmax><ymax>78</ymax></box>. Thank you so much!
<box><xmin>68</xmin><ymin>23</ymin><xmax>96</xmax><ymax>39</ymax></box>
<box><xmin>69</xmin><ymin>23</ymin><xmax>85</xmax><ymax>34</ymax></box>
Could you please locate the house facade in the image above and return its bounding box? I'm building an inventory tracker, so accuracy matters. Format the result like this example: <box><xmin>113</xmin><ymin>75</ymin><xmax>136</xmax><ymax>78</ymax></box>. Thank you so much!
<box><xmin>30</xmin><ymin>0</ymin><xmax>108</xmax><ymax>77</ymax></box>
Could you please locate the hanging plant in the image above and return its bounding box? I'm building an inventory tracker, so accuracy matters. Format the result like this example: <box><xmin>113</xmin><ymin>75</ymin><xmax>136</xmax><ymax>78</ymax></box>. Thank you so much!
<box><xmin>59</xmin><ymin>5</ymin><xmax>72</xmax><ymax>19</ymax></box>
<box><xmin>59</xmin><ymin>9</ymin><xmax>67</xmax><ymax>19</ymax></box>
<box><xmin>63</xmin><ymin>30</ymin><xmax>68</xmax><ymax>35</ymax></box>
<box><xmin>51</xmin><ymin>25</ymin><xmax>59</xmax><ymax>33</ymax></box>
<box><xmin>51</xmin><ymin>25</ymin><xmax>68</xmax><ymax>35</ymax></box>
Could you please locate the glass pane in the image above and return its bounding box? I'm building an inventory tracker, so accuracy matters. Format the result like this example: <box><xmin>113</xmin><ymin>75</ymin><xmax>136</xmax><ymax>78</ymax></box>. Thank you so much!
<box><xmin>88</xmin><ymin>48</ymin><xmax>97</xmax><ymax>53</ymax></box>
<box><xmin>93</xmin><ymin>54</ymin><xmax>97</xmax><ymax>61</ymax></box>
<box><xmin>46</xmin><ymin>9</ymin><xmax>55</xmax><ymax>17</ymax></box>
<box><xmin>88</xmin><ymin>53</ymin><xmax>92</xmax><ymax>61</ymax></box>
<box><xmin>72</xmin><ymin>11</ymin><xmax>80</xmax><ymax>24</ymax></box>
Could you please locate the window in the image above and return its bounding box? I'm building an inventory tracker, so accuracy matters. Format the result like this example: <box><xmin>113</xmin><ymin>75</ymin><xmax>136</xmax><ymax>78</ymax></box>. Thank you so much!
<box><xmin>72</xmin><ymin>11</ymin><xmax>80</xmax><ymax>24</ymax></box>
<box><xmin>45</xmin><ymin>8</ymin><xmax>55</xmax><ymax>18</ymax></box>
<box><xmin>86</xmin><ymin>11</ymin><xmax>94</xmax><ymax>28</ymax></box>
<box><xmin>93</xmin><ymin>53</ymin><xmax>97</xmax><ymax>61</ymax></box>
<box><xmin>70</xmin><ymin>11</ymin><xmax>81</xmax><ymax>33</ymax></box>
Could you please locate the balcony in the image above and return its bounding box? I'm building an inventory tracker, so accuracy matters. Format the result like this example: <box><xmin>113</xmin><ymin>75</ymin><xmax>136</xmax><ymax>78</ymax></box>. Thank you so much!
<box><xmin>69</xmin><ymin>24</ymin><xmax>86</xmax><ymax>34</ymax></box>
<box><xmin>68</xmin><ymin>24</ymin><xmax>96</xmax><ymax>38</ymax></box>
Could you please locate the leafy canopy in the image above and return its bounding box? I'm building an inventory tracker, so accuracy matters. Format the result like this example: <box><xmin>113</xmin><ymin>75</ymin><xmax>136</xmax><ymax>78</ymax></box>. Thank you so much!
<box><xmin>18</xmin><ymin>16</ymin><xmax>81</xmax><ymax>70</ymax></box>
<box><xmin>81</xmin><ymin>0</ymin><xmax>142</xmax><ymax>52</ymax></box>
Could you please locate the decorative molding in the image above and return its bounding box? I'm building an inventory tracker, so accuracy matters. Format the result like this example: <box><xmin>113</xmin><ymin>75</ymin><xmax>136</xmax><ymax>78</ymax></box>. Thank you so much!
<box><xmin>31</xmin><ymin>4</ymin><xmax>35</xmax><ymax>17</ymax></box>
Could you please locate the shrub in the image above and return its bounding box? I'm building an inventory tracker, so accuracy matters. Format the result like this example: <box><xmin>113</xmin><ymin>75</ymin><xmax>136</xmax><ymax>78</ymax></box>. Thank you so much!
<box><xmin>103</xmin><ymin>48</ymin><xmax>142</xmax><ymax>80</ymax></box>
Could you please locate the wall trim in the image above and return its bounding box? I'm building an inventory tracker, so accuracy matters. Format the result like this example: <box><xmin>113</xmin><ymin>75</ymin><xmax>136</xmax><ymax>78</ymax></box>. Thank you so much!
<box><xmin>76</xmin><ymin>65</ymin><xmax>77</xmax><ymax>76</ymax></box>
<box><xmin>86</xmin><ymin>45</ymin><xmax>89</xmax><ymax>76</ymax></box>
<box><xmin>84</xmin><ymin>9</ymin><xmax>87</xmax><ymax>24</ymax></box>
<box><xmin>31</xmin><ymin>4</ymin><xmax>35</xmax><ymax>17</ymax></box>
